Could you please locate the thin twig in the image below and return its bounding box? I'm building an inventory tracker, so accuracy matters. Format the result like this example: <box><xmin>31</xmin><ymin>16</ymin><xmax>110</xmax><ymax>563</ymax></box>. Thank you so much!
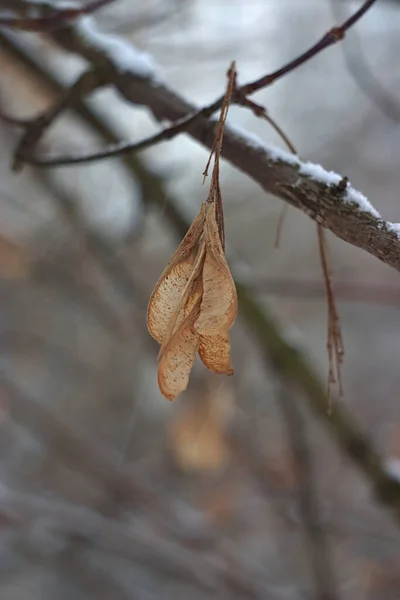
<box><xmin>330</xmin><ymin>0</ymin><xmax>400</xmax><ymax>123</ymax></box>
<box><xmin>17</xmin><ymin>99</ymin><xmax>225</xmax><ymax>167</ymax></box>
<box><xmin>317</xmin><ymin>226</ymin><xmax>344</xmax><ymax>407</ymax></box>
<box><xmin>239</xmin><ymin>0</ymin><xmax>377</xmax><ymax>96</ymax></box>
<box><xmin>13</xmin><ymin>69</ymin><xmax>103</xmax><ymax>170</ymax></box>
<box><xmin>274</xmin><ymin>203</ymin><xmax>288</xmax><ymax>249</ymax></box>
<box><xmin>204</xmin><ymin>61</ymin><xmax>236</xmax><ymax>248</ymax></box>
<box><xmin>244</xmin><ymin>95</ymin><xmax>344</xmax><ymax>404</ymax></box>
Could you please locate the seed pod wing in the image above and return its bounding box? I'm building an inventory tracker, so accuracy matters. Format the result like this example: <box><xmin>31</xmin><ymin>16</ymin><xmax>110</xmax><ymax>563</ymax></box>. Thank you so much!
<box><xmin>147</xmin><ymin>204</ymin><xmax>206</xmax><ymax>343</ymax></box>
<box><xmin>198</xmin><ymin>331</ymin><xmax>234</xmax><ymax>375</ymax></box>
<box><xmin>158</xmin><ymin>300</ymin><xmax>201</xmax><ymax>401</ymax></box>
<box><xmin>195</xmin><ymin>204</ymin><xmax>237</xmax><ymax>334</ymax></box>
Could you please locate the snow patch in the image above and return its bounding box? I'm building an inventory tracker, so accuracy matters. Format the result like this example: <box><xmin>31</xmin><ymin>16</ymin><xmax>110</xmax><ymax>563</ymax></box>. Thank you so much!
<box><xmin>345</xmin><ymin>187</ymin><xmax>381</xmax><ymax>219</ymax></box>
<box><xmin>298</xmin><ymin>162</ymin><xmax>380</xmax><ymax>219</ymax></box>
<box><xmin>76</xmin><ymin>16</ymin><xmax>158</xmax><ymax>79</ymax></box>
<box><xmin>266</xmin><ymin>145</ymin><xmax>300</xmax><ymax>167</ymax></box>
<box><xmin>216</xmin><ymin>121</ymin><xmax>381</xmax><ymax>219</ymax></box>
<box><xmin>298</xmin><ymin>162</ymin><xmax>341</xmax><ymax>187</ymax></box>
<box><xmin>226</xmin><ymin>121</ymin><xmax>300</xmax><ymax>165</ymax></box>
<box><xmin>387</xmin><ymin>222</ymin><xmax>400</xmax><ymax>237</ymax></box>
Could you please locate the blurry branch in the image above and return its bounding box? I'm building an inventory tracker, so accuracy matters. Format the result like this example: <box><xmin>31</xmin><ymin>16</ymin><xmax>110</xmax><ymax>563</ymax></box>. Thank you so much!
<box><xmin>2</xmin><ymin>375</ymin><xmax>222</xmax><ymax>551</ymax></box>
<box><xmin>0</xmin><ymin>33</ymin><xmax>184</xmax><ymax>240</ymax></box>
<box><xmin>0</xmin><ymin>484</ymin><xmax>223</xmax><ymax>594</ymax></box>
<box><xmin>248</xmin><ymin>277</ymin><xmax>400</xmax><ymax>307</ymax></box>
<box><xmin>3</xmin><ymin>31</ymin><xmax>400</xmax><ymax>528</ymax></box>
<box><xmin>237</xmin><ymin>284</ymin><xmax>400</xmax><ymax>524</ymax></box>
<box><xmin>250</xmin><ymin>96</ymin><xmax>344</xmax><ymax>402</ymax></box>
<box><xmin>16</xmin><ymin>85</ymin><xmax>302</xmax><ymax>169</ymax></box>
<box><xmin>330</xmin><ymin>0</ymin><xmax>400</xmax><ymax>122</ymax></box>
<box><xmin>1</xmin><ymin>375</ymin><xmax>147</xmax><ymax>502</ymax></box>
<box><xmin>229</xmin><ymin>423</ymin><xmax>400</xmax><ymax>545</ymax></box>
<box><xmin>35</xmin><ymin>262</ymin><xmax>130</xmax><ymax>332</ymax></box>
<box><xmin>0</xmin><ymin>0</ymin><xmax>119</xmax><ymax>30</ymax></box>
<box><xmin>0</xmin><ymin>330</ymin><xmax>101</xmax><ymax>380</ymax></box>
<box><xmin>277</xmin><ymin>379</ymin><xmax>338</xmax><ymax>600</ymax></box>
<box><xmin>0</xmin><ymin>481</ymin><xmax>277</xmax><ymax>599</ymax></box>
<box><xmin>13</xmin><ymin>68</ymin><xmax>104</xmax><ymax>170</ymax></box>
<box><xmin>32</xmin><ymin>169</ymin><xmax>144</xmax><ymax>317</ymax></box>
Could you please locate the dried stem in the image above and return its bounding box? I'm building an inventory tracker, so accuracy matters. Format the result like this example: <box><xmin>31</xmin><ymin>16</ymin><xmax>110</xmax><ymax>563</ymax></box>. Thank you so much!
<box><xmin>203</xmin><ymin>62</ymin><xmax>236</xmax><ymax>249</ymax></box>
<box><xmin>274</xmin><ymin>203</ymin><xmax>289</xmax><ymax>249</ymax></box>
<box><xmin>317</xmin><ymin>226</ymin><xmax>344</xmax><ymax>407</ymax></box>
<box><xmin>247</xmin><ymin>100</ymin><xmax>344</xmax><ymax>404</ymax></box>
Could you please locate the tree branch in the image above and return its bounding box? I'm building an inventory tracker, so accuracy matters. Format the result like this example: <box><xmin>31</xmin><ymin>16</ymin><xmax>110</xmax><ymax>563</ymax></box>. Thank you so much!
<box><xmin>12</xmin><ymin>68</ymin><xmax>104</xmax><ymax>170</ymax></box>
<box><xmin>240</xmin><ymin>0</ymin><xmax>377</xmax><ymax>96</ymax></box>
<box><xmin>4</xmin><ymin>0</ymin><xmax>400</xmax><ymax>275</ymax></box>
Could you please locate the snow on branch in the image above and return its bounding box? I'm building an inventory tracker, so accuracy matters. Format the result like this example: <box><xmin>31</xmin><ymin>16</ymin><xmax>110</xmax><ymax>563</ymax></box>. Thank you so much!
<box><xmin>76</xmin><ymin>16</ymin><xmax>158</xmax><ymax>79</ymax></box>
<box><xmin>225</xmin><ymin>123</ymin><xmax>381</xmax><ymax>220</ymax></box>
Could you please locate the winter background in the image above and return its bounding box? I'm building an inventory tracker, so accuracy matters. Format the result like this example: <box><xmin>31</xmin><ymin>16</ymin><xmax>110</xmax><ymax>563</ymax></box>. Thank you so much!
<box><xmin>1</xmin><ymin>0</ymin><xmax>400</xmax><ymax>598</ymax></box>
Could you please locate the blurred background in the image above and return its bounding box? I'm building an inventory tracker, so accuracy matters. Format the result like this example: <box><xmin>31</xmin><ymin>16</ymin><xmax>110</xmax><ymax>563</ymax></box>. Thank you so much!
<box><xmin>1</xmin><ymin>0</ymin><xmax>400</xmax><ymax>598</ymax></box>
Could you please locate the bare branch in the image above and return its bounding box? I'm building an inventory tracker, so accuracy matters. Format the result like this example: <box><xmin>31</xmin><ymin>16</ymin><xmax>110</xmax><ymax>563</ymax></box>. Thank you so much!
<box><xmin>12</xmin><ymin>69</ymin><xmax>104</xmax><ymax>170</ymax></box>
<box><xmin>240</xmin><ymin>0</ymin><xmax>377</xmax><ymax>96</ymax></box>
<box><xmin>330</xmin><ymin>0</ymin><xmax>400</xmax><ymax>123</ymax></box>
<box><xmin>317</xmin><ymin>226</ymin><xmax>344</xmax><ymax>405</ymax></box>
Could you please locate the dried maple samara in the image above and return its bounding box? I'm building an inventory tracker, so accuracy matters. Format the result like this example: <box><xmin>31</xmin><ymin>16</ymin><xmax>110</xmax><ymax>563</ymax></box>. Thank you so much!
<box><xmin>147</xmin><ymin>202</ymin><xmax>237</xmax><ymax>400</ymax></box>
